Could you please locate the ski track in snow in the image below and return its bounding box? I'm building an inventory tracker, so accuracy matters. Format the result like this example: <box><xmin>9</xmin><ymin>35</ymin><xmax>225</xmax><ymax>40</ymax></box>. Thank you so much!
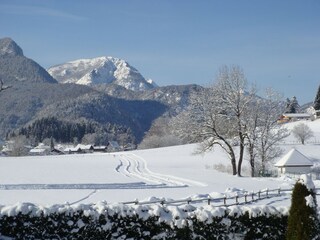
<box><xmin>0</xmin><ymin>182</ymin><xmax>172</xmax><ymax>190</ymax></box>
<box><xmin>0</xmin><ymin>153</ymin><xmax>207</xmax><ymax>204</ymax></box>
<box><xmin>69</xmin><ymin>189</ymin><xmax>97</xmax><ymax>205</ymax></box>
<box><xmin>0</xmin><ymin>153</ymin><xmax>203</xmax><ymax>190</ymax></box>
<box><xmin>116</xmin><ymin>153</ymin><xmax>207</xmax><ymax>187</ymax></box>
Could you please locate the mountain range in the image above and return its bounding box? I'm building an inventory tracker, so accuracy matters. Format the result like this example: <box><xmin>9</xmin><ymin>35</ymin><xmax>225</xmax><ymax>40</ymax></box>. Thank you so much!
<box><xmin>0</xmin><ymin>38</ymin><xmax>200</xmax><ymax>145</ymax></box>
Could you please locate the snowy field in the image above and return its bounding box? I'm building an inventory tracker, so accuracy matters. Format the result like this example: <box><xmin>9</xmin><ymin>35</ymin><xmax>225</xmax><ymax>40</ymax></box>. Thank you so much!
<box><xmin>1</xmin><ymin>120</ymin><xmax>320</xmax><ymax>207</ymax></box>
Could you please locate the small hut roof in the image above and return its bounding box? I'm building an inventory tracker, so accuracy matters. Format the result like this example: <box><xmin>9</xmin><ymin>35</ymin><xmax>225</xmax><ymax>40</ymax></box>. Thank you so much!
<box><xmin>275</xmin><ymin>148</ymin><xmax>313</xmax><ymax>167</ymax></box>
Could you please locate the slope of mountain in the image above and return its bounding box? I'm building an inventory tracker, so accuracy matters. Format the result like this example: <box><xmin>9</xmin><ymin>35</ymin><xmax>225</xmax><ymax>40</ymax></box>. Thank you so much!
<box><xmin>0</xmin><ymin>37</ymin><xmax>23</xmax><ymax>57</ymax></box>
<box><xmin>138</xmin><ymin>84</ymin><xmax>203</xmax><ymax>113</ymax></box>
<box><xmin>0</xmin><ymin>38</ymin><xmax>57</xmax><ymax>84</ymax></box>
<box><xmin>33</xmin><ymin>92</ymin><xmax>167</xmax><ymax>142</ymax></box>
<box><xmin>48</xmin><ymin>56</ymin><xmax>154</xmax><ymax>91</ymax></box>
<box><xmin>0</xmin><ymin>38</ymin><xmax>167</xmax><ymax>144</ymax></box>
<box><xmin>94</xmin><ymin>83</ymin><xmax>203</xmax><ymax>116</ymax></box>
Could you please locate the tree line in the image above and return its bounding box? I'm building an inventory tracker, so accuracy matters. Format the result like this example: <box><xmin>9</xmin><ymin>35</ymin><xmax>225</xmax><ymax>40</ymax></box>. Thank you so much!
<box><xmin>8</xmin><ymin>116</ymin><xmax>135</xmax><ymax>146</ymax></box>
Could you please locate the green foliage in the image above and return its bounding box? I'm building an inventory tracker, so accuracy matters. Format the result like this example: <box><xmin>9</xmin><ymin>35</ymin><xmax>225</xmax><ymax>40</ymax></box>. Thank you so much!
<box><xmin>286</xmin><ymin>182</ymin><xmax>319</xmax><ymax>240</ymax></box>
<box><xmin>314</xmin><ymin>85</ymin><xmax>320</xmax><ymax>111</ymax></box>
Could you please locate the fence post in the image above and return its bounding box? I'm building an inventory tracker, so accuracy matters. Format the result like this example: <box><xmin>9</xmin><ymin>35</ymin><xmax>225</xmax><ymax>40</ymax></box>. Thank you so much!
<box><xmin>244</xmin><ymin>193</ymin><xmax>247</xmax><ymax>203</ymax></box>
<box><xmin>251</xmin><ymin>192</ymin><xmax>254</xmax><ymax>201</ymax></box>
<box><xmin>266</xmin><ymin>188</ymin><xmax>269</xmax><ymax>198</ymax></box>
<box><xmin>258</xmin><ymin>191</ymin><xmax>261</xmax><ymax>199</ymax></box>
<box><xmin>224</xmin><ymin>196</ymin><xmax>227</xmax><ymax>206</ymax></box>
<box><xmin>207</xmin><ymin>197</ymin><xmax>211</xmax><ymax>205</ymax></box>
<box><xmin>278</xmin><ymin>187</ymin><xmax>281</xmax><ymax>195</ymax></box>
<box><xmin>236</xmin><ymin>195</ymin><xmax>238</xmax><ymax>205</ymax></box>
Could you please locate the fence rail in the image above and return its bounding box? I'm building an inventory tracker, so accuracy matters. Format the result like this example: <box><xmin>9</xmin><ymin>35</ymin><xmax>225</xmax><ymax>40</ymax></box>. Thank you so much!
<box><xmin>122</xmin><ymin>188</ymin><xmax>320</xmax><ymax>207</ymax></box>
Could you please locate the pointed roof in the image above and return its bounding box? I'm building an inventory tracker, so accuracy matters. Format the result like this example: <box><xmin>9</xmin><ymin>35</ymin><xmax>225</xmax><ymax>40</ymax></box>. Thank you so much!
<box><xmin>275</xmin><ymin>148</ymin><xmax>313</xmax><ymax>167</ymax></box>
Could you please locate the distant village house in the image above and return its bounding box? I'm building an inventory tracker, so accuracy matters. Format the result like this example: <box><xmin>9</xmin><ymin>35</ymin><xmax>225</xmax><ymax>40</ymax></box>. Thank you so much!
<box><xmin>278</xmin><ymin>113</ymin><xmax>311</xmax><ymax>123</ymax></box>
<box><xmin>275</xmin><ymin>148</ymin><xmax>313</xmax><ymax>176</ymax></box>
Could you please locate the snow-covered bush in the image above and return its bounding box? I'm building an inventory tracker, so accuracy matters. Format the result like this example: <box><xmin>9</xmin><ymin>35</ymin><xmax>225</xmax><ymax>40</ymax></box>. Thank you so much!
<box><xmin>0</xmin><ymin>202</ymin><xmax>290</xmax><ymax>239</ymax></box>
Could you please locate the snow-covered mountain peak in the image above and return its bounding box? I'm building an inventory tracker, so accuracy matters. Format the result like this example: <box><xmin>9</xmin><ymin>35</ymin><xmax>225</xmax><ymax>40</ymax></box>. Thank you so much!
<box><xmin>48</xmin><ymin>56</ymin><xmax>156</xmax><ymax>91</ymax></box>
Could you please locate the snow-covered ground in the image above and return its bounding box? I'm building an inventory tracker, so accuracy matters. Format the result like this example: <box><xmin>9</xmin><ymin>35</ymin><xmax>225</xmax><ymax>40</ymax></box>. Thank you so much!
<box><xmin>1</xmin><ymin>120</ymin><xmax>320</xmax><ymax>207</ymax></box>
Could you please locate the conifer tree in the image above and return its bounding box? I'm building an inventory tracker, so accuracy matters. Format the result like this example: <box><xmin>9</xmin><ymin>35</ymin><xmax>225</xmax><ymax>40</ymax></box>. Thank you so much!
<box><xmin>286</xmin><ymin>175</ymin><xmax>319</xmax><ymax>240</ymax></box>
<box><xmin>285</xmin><ymin>96</ymin><xmax>300</xmax><ymax>113</ymax></box>
<box><xmin>50</xmin><ymin>137</ymin><xmax>54</xmax><ymax>150</ymax></box>
<box><xmin>314</xmin><ymin>85</ymin><xmax>320</xmax><ymax>111</ymax></box>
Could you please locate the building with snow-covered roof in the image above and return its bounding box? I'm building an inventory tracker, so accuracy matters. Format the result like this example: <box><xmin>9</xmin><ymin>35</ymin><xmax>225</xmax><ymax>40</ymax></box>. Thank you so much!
<box><xmin>275</xmin><ymin>148</ymin><xmax>313</xmax><ymax>176</ymax></box>
<box><xmin>29</xmin><ymin>143</ymin><xmax>51</xmax><ymax>156</ymax></box>
<box><xmin>93</xmin><ymin>145</ymin><xmax>108</xmax><ymax>152</ymax></box>
<box><xmin>65</xmin><ymin>144</ymin><xmax>94</xmax><ymax>154</ymax></box>
<box><xmin>278</xmin><ymin>113</ymin><xmax>311</xmax><ymax>123</ymax></box>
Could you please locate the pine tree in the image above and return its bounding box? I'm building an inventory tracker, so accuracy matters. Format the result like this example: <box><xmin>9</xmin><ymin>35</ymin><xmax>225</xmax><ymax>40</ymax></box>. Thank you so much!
<box><xmin>285</xmin><ymin>96</ymin><xmax>300</xmax><ymax>113</ymax></box>
<box><xmin>50</xmin><ymin>137</ymin><xmax>54</xmax><ymax>151</ymax></box>
<box><xmin>286</xmin><ymin>175</ymin><xmax>319</xmax><ymax>240</ymax></box>
<box><xmin>314</xmin><ymin>85</ymin><xmax>320</xmax><ymax>111</ymax></box>
<box><xmin>285</xmin><ymin>98</ymin><xmax>291</xmax><ymax>110</ymax></box>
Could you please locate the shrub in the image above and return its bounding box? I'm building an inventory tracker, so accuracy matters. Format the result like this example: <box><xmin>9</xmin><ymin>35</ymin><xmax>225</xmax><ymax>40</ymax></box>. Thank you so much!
<box><xmin>286</xmin><ymin>175</ymin><xmax>319</xmax><ymax>240</ymax></box>
<box><xmin>0</xmin><ymin>203</ymin><xmax>290</xmax><ymax>239</ymax></box>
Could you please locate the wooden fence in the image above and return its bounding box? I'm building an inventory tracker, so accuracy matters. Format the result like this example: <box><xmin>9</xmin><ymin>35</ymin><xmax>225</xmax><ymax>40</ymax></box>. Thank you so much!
<box><xmin>122</xmin><ymin>187</ymin><xmax>320</xmax><ymax>207</ymax></box>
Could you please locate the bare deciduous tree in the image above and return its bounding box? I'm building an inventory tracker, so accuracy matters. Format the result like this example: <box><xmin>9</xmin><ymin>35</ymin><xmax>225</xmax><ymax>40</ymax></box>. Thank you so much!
<box><xmin>174</xmin><ymin>65</ymin><xmax>255</xmax><ymax>176</ymax></box>
<box><xmin>292</xmin><ymin>123</ymin><xmax>314</xmax><ymax>144</ymax></box>
<box><xmin>245</xmin><ymin>88</ymin><xmax>289</xmax><ymax>176</ymax></box>
<box><xmin>174</xmin><ymin>67</ymin><xmax>289</xmax><ymax>177</ymax></box>
<box><xmin>138</xmin><ymin>134</ymin><xmax>182</xmax><ymax>149</ymax></box>
<box><xmin>9</xmin><ymin>136</ymin><xmax>29</xmax><ymax>156</ymax></box>
<box><xmin>139</xmin><ymin>117</ymin><xmax>183</xmax><ymax>149</ymax></box>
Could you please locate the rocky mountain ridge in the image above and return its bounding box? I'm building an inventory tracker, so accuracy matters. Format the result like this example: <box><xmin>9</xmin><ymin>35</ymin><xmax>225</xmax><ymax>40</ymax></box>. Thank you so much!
<box><xmin>0</xmin><ymin>37</ymin><xmax>24</xmax><ymax>57</ymax></box>
<box><xmin>48</xmin><ymin>56</ymin><xmax>155</xmax><ymax>91</ymax></box>
<box><xmin>0</xmin><ymin>38</ymin><xmax>57</xmax><ymax>84</ymax></box>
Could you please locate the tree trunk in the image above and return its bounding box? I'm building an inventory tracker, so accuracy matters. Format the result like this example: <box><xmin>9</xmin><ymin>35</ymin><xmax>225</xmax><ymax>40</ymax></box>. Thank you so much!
<box><xmin>237</xmin><ymin>135</ymin><xmax>245</xmax><ymax>177</ymax></box>
<box><xmin>229</xmin><ymin>147</ymin><xmax>237</xmax><ymax>175</ymax></box>
<box><xmin>237</xmin><ymin>145</ymin><xmax>244</xmax><ymax>177</ymax></box>
<box><xmin>248</xmin><ymin>143</ymin><xmax>255</xmax><ymax>177</ymax></box>
<box><xmin>261</xmin><ymin>150</ymin><xmax>266</xmax><ymax>174</ymax></box>
<box><xmin>250</xmin><ymin>161</ymin><xmax>255</xmax><ymax>177</ymax></box>
<box><xmin>223</xmin><ymin>140</ymin><xmax>237</xmax><ymax>175</ymax></box>
<box><xmin>231</xmin><ymin>157</ymin><xmax>237</xmax><ymax>175</ymax></box>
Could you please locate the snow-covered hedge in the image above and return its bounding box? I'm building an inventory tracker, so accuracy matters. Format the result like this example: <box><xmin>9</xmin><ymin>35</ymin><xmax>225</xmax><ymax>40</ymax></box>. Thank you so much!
<box><xmin>0</xmin><ymin>202</ymin><xmax>289</xmax><ymax>239</ymax></box>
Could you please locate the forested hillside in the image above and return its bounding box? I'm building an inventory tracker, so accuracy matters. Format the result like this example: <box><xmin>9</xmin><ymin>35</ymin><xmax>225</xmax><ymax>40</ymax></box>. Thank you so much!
<box><xmin>0</xmin><ymin>38</ymin><xmax>202</xmax><ymax>148</ymax></box>
<box><xmin>10</xmin><ymin>117</ymin><xmax>134</xmax><ymax>145</ymax></box>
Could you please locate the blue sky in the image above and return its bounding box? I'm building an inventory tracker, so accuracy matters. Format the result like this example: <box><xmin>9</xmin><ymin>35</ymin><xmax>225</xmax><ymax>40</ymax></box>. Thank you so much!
<box><xmin>0</xmin><ymin>0</ymin><xmax>319</xmax><ymax>104</ymax></box>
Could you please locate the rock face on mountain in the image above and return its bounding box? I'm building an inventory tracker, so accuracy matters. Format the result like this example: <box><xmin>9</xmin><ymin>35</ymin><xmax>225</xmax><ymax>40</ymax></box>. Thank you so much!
<box><xmin>0</xmin><ymin>38</ymin><xmax>57</xmax><ymax>84</ymax></box>
<box><xmin>0</xmin><ymin>37</ymin><xmax>24</xmax><ymax>57</ymax></box>
<box><xmin>48</xmin><ymin>56</ymin><xmax>155</xmax><ymax>91</ymax></box>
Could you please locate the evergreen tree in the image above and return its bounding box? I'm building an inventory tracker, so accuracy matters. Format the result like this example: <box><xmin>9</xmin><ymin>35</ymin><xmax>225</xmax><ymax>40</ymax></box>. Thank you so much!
<box><xmin>10</xmin><ymin>116</ymin><xmax>135</xmax><ymax>145</ymax></box>
<box><xmin>291</xmin><ymin>96</ymin><xmax>300</xmax><ymax>113</ymax></box>
<box><xmin>50</xmin><ymin>137</ymin><xmax>54</xmax><ymax>150</ymax></box>
<box><xmin>285</xmin><ymin>96</ymin><xmax>300</xmax><ymax>113</ymax></box>
<box><xmin>314</xmin><ymin>85</ymin><xmax>320</xmax><ymax>111</ymax></box>
<box><xmin>285</xmin><ymin>98</ymin><xmax>291</xmax><ymax>111</ymax></box>
<box><xmin>286</xmin><ymin>175</ymin><xmax>319</xmax><ymax>240</ymax></box>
